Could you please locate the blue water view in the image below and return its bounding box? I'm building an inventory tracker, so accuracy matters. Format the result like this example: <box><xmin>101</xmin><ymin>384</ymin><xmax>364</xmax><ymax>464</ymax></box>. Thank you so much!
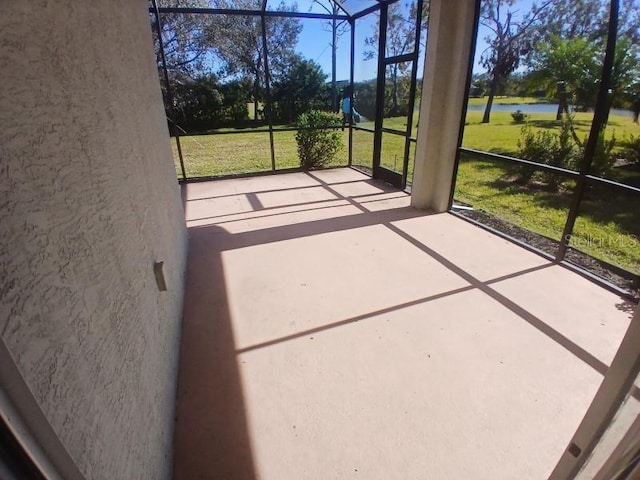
<box><xmin>466</xmin><ymin>102</ymin><xmax>632</xmax><ymax>117</ymax></box>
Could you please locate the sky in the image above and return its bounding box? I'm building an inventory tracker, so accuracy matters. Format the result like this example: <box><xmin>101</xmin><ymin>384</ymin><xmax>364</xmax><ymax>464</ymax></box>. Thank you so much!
<box><xmin>293</xmin><ymin>0</ymin><xmax>541</xmax><ymax>82</ymax></box>
<box><xmin>293</xmin><ymin>12</ymin><xmax>380</xmax><ymax>82</ymax></box>
<box><xmin>191</xmin><ymin>0</ymin><xmax>541</xmax><ymax>83</ymax></box>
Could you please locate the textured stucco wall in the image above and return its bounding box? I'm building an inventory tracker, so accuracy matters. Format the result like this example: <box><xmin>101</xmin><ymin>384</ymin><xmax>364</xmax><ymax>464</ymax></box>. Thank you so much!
<box><xmin>0</xmin><ymin>1</ymin><xmax>186</xmax><ymax>479</ymax></box>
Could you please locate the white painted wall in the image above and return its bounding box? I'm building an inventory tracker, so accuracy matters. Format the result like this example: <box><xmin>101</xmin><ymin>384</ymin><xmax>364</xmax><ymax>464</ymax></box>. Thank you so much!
<box><xmin>411</xmin><ymin>0</ymin><xmax>477</xmax><ymax>211</ymax></box>
<box><xmin>0</xmin><ymin>1</ymin><xmax>187</xmax><ymax>479</ymax></box>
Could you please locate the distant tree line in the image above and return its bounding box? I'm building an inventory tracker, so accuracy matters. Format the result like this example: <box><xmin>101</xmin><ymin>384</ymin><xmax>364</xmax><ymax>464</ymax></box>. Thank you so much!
<box><xmin>152</xmin><ymin>0</ymin><xmax>427</xmax><ymax>132</ymax></box>
<box><xmin>478</xmin><ymin>0</ymin><xmax>640</xmax><ymax>124</ymax></box>
<box><xmin>153</xmin><ymin>0</ymin><xmax>639</xmax><ymax>133</ymax></box>
<box><xmin>153</xmin><ymin>0</ymin><xmax>330</xmax><ymax>131</ymax></box>
<box><xmin>353</xmin><ymin>76</ymin><xmax>422</xmax><ymax>120</ymax></box>
<box><xmin>165</xmin><ymin>56</ymin><xmax>333</xmax><ymax>131</ymax></box>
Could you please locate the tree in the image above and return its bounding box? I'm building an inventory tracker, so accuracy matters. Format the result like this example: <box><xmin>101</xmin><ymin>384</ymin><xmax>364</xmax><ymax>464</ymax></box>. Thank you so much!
<box><xmin>624</xmin><ymin>82</ymin><xmax>640</xmax><ymax>123</ymax></box>
<box><xmin>295</xmin><ymin>110</ymin><xmax>343</xmax><ymax>169</ymax></box>
<box><xmin>470</xmin><ymin>73</ymin><xmax>490</xmax><ymax>97</ymax></box>
<box><xmin>151</xmin><ymin>0</ymin><xmax>212</xmax><ymax>74</ymax></box>
<box><xmin>480</xmin><ymin>0</ymin><xmax>552</xmax><ymax>123</ymax></box>
<box><xmin>619</xmin><ymin>0</ymin><xmax>640</xmax><ymax>44</ymax></box>
<box><xmin>364</xmin><ymin>0</ymin><xmax>428</xmax><ymax>116</ymax></box>
<box><xmin>526</xmin><ymin>36</ymin><xmax>640</xmax><ymax>123</ymax></box>
<box><xmin>608</xmin><ymin>37</ymin><xmax>640</xmax><ymax>120</ymax></box>
<box><xmin>532</xmin><ymin>0</ymin><xmax>607</xmax><ymax>44</ymax></box>
<box><xmin>353</xmin><ymin>80</ymin><xmax>377</xmax><ymax>119</ymax></box>
<box><xmin>525</xmin><ymin>0</ymin><xmax>640</xmax><ymax>126</ymax></box>
<box><xmin>170</xmin><ymin>75</ymin><xmax>252</xmax><ymax>131</ymax></box>
<box><xmin>171</xmin><ymin>74</ymin><xmax>223</xmax><ymax>130</ymax></box>
<box><xmin>311</xmin><ymin>0</ymin><xmax>350</xmax><ymax>111</ymax></box>
<box><xmin>218</xmin><ymin>80</ymin><xmax>254</xmax><ymax>125</ymax></box>
<box><xmin>526</xmin><ymin>36</ymin><xmax>600</xmax><ymax>116</ymax></box>
<box><xmin>206</xmin><ymin>0</ymin><xmax>302</xmax><ymax>120</ymax></box>
<box><xmin>533</xmin><ymin>0</ymin><xmax>640</xmax><ymax>45</ymax></box>
<box><xmin>271</xmin><ymin>56</ymin><xmax>331</xmax><ymax>122</ymax></box>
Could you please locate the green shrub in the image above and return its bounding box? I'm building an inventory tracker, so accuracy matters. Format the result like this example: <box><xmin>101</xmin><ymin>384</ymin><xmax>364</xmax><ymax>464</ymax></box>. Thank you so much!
<box><xmin>584</xmin><ymin>130</ymin><xmax>616</xmax><ymax>177</ymax></box>
<box><xmin>516</xmin><ymin>117</ymin><xmax>619</xmax><ymax>187</ymax></box>
<box><xmin>516</xmin><ymin>119</ymin><xmax>579</xmax><ymax>188</ymax></box>
<box><xmin>295</xmin><ymin>110</ymin><xmax>343</xmax><ymax>170</ymax></box>
<box><xmin>511</xmin><ymin>109</ymin><xmax>529</xmax><ymax>123</ymax></box>
<box><xmin>518</xmin><ymin>126</ymin><xmax>555</xmax><ymax>163</ymax></box>
<box><xmin>621</xmin><ymin>134</ymin><xmax>640</xmax><ymax>164</ymax></box>
<box><xmin>516</xmin><ymin>126</ymin><xmax>556</xmax><ymax>183</ymax></box>
<box><xmin>545</xmin><ymin>118</ymin><xmax>578</xmax><ymax>188</ymax></box>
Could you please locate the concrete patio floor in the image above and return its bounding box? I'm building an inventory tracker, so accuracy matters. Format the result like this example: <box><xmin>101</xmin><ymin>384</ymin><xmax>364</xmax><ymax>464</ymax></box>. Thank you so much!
<box><xmin>174</xmin><ymin>167</ymin><xmax>636</xmax><ymax>480</ymax></box>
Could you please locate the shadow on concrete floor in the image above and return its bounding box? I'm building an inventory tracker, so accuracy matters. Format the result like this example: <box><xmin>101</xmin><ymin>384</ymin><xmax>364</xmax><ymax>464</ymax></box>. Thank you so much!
<box><xmin>173</xmin><ymin>169</ymin><xmax>635</xmax><ymax>479</ymax></box>
<box><xmin>173</xmin><ymin>225</ymin><xmax>258</xmax><ymax>480</ymax></box>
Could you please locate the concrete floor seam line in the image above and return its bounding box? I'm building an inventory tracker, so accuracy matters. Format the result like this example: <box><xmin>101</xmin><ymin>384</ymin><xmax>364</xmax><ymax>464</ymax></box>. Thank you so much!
<box><xmin>184</xmin><ymin>207</ymin><xmax>426</xmax><ymax>248</ymax></box>
<box><xmin>357</xmin><ymin>195</ymin><xmax>410</xmax><ymax>204</ymax></box>
<box><xmin>186</xmin><ymin>200</ymin><xmax>351</xmax><ymax>224</ymax></box>
<box><xmin>184</xmin><ymin>182</ymin><xmax>326</xmax><ymax>202</ymax></box>
<box><xmin>316</xmin><ymin>177</ymin><xmax>386</xmax><ymax>187</ymax></box>
<box><xmin>235</xmin><ymin>284</ymin><xmax>477</xmax><ymax>354</ymax></box>
<box><xmin>196</xmin><ymin>203</ymin><xmax>350</xmax><ymax>226</ymax></box>
<box><xmin>182</xmin><ymin>174</ymin><xmax>383</xmax><ymax>203</ymax></box>
<box><xmin>383</xmin><ymin>221</ymin><xmax>619</xmax><ymax>382</ymax></box>
<box><xmin>348</xmin><ymin>190</ymin><xmax>410</xmax><ymax>199</ymax></box>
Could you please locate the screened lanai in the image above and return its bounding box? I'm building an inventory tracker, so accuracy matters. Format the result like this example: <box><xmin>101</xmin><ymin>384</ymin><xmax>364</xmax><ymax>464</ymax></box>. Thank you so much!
<box><xmin>151</xmin><ymin>0</ymin><xmax>426</xmax><ymax>190</ymax></box>
<box><xmin>150</xmin><ymin>1</ymin><xmax>640</xmax><ymax>479</ymax></box>
<box><xmin>4</xmin><ymin>2</ymin><xmax>640</xmax><ymax>480</ymax></box>
<box><xmin>151</xmin><ymin>0</ymin><xmax>639</xmax><ymax>299</ymax></box>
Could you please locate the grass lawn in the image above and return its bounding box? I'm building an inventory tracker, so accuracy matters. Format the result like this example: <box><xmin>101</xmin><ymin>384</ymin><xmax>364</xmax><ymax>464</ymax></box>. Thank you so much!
<box><xmin>171</xmin><ymin>107</ymin><xmax>639</xmax><ymax>275</ymax></box>
<box><xmin>454</xmin><ymin>156</ymin><xmax>574</xmax><ymax>242</ymax></box>
<box><xmin>171</xmin><ymin>125</ymin><xmax>405</xmax><ymax>178</ymax></box>
<box><xmin>453</xmin><ymin>155</ymin><xmax>640</xmax><ymax>274</ymax></box>
<box><xmin>456</xmin><ymin>110</ymin><xmax>640</xmax><ymax>274</ymax></box>
<box><xmin>462</xmin><ymin>110</ymin><xmax>639</xmax><ymax>158</ymax></box>
<box><xmin>467</xmin><ymin>96</ymin><xmax>551</xmax><ymax>106</ymax></box>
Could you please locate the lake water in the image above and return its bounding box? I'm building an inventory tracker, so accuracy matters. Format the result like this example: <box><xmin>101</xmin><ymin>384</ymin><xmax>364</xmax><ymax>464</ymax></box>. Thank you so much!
<box><xmin>466</xmin><ymin>102</ymin><xmax>632</xmax><ymax>118</ymax></box>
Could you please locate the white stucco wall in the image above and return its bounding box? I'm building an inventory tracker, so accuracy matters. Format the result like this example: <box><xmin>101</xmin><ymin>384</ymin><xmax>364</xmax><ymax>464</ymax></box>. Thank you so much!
<box><xmin>0</xmin><ymin>1</ymin><xmax>187</xmax><ymax>479</ymax></box>
<box><xmin>411</xmin><ymin>0</ymin><xmax>476</xmax><ymax>211</ymax></box>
